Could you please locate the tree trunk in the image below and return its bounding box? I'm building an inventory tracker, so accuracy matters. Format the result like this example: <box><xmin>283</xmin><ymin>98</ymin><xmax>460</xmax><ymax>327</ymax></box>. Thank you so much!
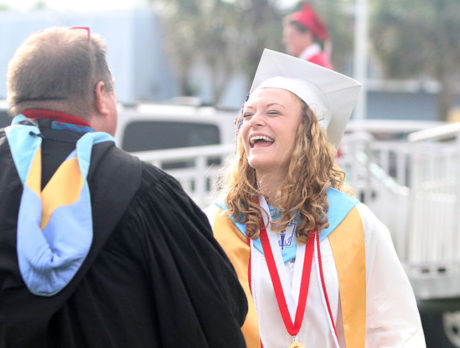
<box><xmin>211</xmin><ymin>65</ymin><xmax>231</xmax><ymax>106</ymax></box>
<box><xmin>437</xmin><ymin>75</ymin><xmax>454</xmax><ymax>122</ymax></box>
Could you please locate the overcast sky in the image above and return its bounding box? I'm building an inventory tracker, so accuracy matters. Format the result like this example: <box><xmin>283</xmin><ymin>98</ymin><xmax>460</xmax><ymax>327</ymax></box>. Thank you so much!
<box><xmin>0</xmin><ymin>0</ymin><xmax>298</xmax><ymax>11</ymax></box>
<box><xmin>0</xmin><ymin>0</ymin><xmax>146</xmax><ymax>11</ymax></box>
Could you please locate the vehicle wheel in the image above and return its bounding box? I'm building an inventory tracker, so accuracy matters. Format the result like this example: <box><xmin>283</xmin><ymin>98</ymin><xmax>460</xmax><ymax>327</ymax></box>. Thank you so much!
<box><xmin>422</xmin><ymin>312</ymin><xmax>458</xmax><ymax>347</ymax></box>
<box><xmin>443</xmin><ymin>311</ymin><xmax>460</xmax><ymax>347</ymax></box>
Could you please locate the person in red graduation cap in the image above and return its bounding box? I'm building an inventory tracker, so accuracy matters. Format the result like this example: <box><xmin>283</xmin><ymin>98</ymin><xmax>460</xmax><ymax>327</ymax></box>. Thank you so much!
<box><xmin>283</xmin><ymin>2</ymin><xmax>332</xmax><ymax>69</ymax></box>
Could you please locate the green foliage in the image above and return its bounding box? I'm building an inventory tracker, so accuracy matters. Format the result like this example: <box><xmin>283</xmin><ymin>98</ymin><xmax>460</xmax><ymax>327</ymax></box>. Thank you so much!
<box><xmin>231</xmin><ymin>0</ymin><xmax>284</xmax><ymax>88</ymax></box>
<box><xmin>33</xmin><ymin>0</ymin><xmax>47</xmax><ymax>10</ymax></box>
<box><xmin>371</xmin><ymin>0</ymin><xmax>460</xmax><ymax>120</ymax></box>
<box><xmin>159</xmin><ymin>0</ymin><xmax>284</xmax><ymax>103</ymax></box>
<box><xmin>159</xmin><ymin>0</ymin><xmax>355</xmax><ymax>105</ymax></box>
<box><xmin>160</xmin><ymin>1</ymin><xmax>226</xmax><ymax>100</ymax></box>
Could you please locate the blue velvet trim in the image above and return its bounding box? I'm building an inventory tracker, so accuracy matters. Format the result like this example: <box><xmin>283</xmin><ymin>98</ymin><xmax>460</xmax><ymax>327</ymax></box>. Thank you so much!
<box><xmin>6</xmin><ymin>115</ymin><xmax>114</xmax><ymax>296</ymax></box>
<box><xmin>216</xmin><ymin>187</ymin><xmax>358</xmax><ymax>263</ymax></box>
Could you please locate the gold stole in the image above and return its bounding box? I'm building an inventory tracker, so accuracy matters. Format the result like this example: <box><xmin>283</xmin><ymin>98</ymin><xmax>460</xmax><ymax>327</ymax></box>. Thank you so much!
<box><xmin>212</xmin><ymin>206</ymin><xmax>366</xmax><ymax>348</ymax></box>
<box><xmin>329</xmin><ymin>206</ymin><xmax>366</xmax><ymax>348</ymax></box>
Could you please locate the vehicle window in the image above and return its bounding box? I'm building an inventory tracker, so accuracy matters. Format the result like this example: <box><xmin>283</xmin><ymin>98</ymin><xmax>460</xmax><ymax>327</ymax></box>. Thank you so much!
<box><xmin>121</xmin><ymin>121</ymin><xmax>220</xmax><ymax>152</ymax></box>
<box><xmin>0</xmin><ymin>110</ymin><xmax>10</xmax><ymax>129</ymax></box>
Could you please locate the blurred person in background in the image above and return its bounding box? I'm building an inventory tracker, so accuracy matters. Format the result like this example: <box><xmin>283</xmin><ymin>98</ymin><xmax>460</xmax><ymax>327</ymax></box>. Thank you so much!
<box><xmin>206</xmin><ymin>49</ymin><xmax>425</xmax><ymax>348</ymax></box>
<box><xmin>283</xmin><ymin>1</ymin><xmax>332</xmax><ymax>69</ymax></box>
<box><xmin>0</xmin><ymin>26</ymin><xmax>247</xmax><ymax>347</ymax></box>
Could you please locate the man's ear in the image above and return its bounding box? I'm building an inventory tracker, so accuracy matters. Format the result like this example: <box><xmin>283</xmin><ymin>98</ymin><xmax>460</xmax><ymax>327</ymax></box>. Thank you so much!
<box><xmin>94</xmin><ymin>81</ymin><xmax>110</xmax><ymax>115</ymax></box>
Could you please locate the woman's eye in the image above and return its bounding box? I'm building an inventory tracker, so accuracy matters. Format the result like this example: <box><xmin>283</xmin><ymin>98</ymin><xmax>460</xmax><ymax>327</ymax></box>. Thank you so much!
<box><xmin>267</xmin><ymin>110</ymin><xmax>280</xmax><ymax>115</ymax></box>
<box><xmin>243</xmin><ymin>113</ymin><xmax>253</xmax><ymax>118</ymax></box>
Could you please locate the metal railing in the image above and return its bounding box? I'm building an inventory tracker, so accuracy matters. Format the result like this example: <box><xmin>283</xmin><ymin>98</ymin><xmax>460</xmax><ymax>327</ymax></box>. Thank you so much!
<box><xmin>133</xmin><ymin>144</ymin><xmax>234</xmax><ymax>207</ymax></box>
<box><xmin>405</xmin><ymin>125</ymin><xmax>460</xmax><ymax>299</ymax></box>
<box><xmin>339</xmin><ymin>122</ymin><xmax>460</xmax><ymax>299</ymax></box>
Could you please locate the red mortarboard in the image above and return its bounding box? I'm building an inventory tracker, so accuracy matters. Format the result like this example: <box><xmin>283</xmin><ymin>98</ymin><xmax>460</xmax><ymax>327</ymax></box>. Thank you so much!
<box><xmin>290</xmin><ymin>2</ymin><xmax>328</xmax><ymax>41</ymax></box>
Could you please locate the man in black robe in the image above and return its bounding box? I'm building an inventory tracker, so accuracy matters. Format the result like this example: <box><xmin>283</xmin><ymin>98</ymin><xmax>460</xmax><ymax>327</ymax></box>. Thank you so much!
<box><xmin>0</xmin><ymin>27</ymin><xmax>247</xmax><ymax>347</ymax></box>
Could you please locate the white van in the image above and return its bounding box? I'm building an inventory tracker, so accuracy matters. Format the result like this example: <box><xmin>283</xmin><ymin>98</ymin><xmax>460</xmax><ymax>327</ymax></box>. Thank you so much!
<box><xmin>115</xmin><ymin>103</ymin><xmax>238</xmax><ymax>206</ymax></box>
<box><xmin>115</xmin><ymin>103</ymin><xmax>237</xmax><ymax>152</ymax></box>
<box><xmin>0</xmin><ymin>101</ymin><xmax>9</xmax><ymax>129</ymax></box>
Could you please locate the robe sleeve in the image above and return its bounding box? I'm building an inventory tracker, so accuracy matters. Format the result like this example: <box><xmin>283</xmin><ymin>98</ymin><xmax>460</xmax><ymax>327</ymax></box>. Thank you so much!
<box><xmin>119</xmin><ymin>163</ymin><xmax>247</xmax><ymax>348</ymax></box>
<box><xmin>358</xmin><ymin>203</ymin><xmax>426</xmax><ymax>347</ymax></box>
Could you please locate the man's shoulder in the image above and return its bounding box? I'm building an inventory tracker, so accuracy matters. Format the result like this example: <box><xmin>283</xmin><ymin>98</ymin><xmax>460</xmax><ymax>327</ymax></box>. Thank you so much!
<box><xmin>89</xmin><ymin>143</ymin><xmax>144</xmax><ymax>181</ymax></box>
<box><xmin>96</xmin><ymin>143</ymin><xmax>166</xmax><ymax>181</ymax></box>
<box><xmin>89</xmin><ymin>143</ymin><xmax>143</xmax><ymax>200</ymax></box>
<box><xmin>92</xmin><ymin>144</ymin><xmax>188</xmax><ymax>210</ymax></box>
<box><xmin>95</xmin><ymin>142</ymin><xmax>140</xmax><ymax>166</ymax></box>
<box><xmin>138</xmin><ymin>158</ymin><xmax>184</xmax><ymax>190</ymax></box>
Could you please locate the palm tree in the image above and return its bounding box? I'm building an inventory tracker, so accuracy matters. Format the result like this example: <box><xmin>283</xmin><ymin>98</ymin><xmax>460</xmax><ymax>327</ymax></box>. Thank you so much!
<box><xmin>371</xmin><ymin>0</ymin><xmax>460</xmax><ymax>121</ymax></box>
<box><xmin>152</xmin><ymin>0</ymin><xmax>355</xmax><ymax>105</ymax></box>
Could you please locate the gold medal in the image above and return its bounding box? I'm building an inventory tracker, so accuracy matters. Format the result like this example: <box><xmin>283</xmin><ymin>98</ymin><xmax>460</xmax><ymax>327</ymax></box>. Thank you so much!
<box><xmin>288</xmin><ymin>341</ymin><xmax>306</xmax><ymax>348</ymax></box>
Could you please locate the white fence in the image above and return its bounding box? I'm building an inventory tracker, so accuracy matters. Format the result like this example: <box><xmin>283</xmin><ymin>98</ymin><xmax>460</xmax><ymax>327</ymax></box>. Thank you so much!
<box><xmin>132</xmin><ymin>120</ymin><xmax>460</xmax><ymax>300</ymax></box>
<box><xmin>134</xmin><ymin>144</ymin><xmax>234</xmax><ymax>207</ymax></box>
<box><xmin>406</xmin><ymin>125</ymin><xmax>460</xmax><ymax>299</ymax></box>
<box><xmin>339</xmin><ymin>122</ymin><xmax>460</xmax><ymax>299</ymax></box>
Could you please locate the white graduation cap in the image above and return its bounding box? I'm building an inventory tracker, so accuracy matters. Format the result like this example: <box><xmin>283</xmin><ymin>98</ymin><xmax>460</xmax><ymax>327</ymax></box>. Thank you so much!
<box><xmin>249</xmin><ymin>49</ymin><xmax>361</xmax><ymax>147</ymax></box>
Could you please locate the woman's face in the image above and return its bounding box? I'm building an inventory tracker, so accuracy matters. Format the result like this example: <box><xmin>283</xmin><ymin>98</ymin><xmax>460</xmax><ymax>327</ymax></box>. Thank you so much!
<box><xmin>283</xmin><ymin>23</ymin><xmax>313</xmax><ymax>57</ymax></box>
<box><xmin>240</xmin><ymin>87</ymin><xmax>303</xmax><ymax>177</ymax></box>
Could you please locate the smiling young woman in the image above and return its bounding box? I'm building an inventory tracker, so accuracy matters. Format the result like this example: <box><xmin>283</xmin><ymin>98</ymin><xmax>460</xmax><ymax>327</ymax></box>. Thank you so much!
<box><xmin>240</xmin><ymin>88</ymin><xmax>303</xmax><ymax>202</ymax></box>
<box><xmin>206</xmin><ymin>49</ymin><xmax>425</xmax><ymax>348</ymax></box>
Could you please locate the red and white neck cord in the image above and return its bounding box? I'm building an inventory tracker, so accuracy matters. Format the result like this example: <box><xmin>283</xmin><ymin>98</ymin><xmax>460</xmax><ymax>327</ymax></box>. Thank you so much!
<box><xmin>247</xmin><ymin>220</ymin><xmax>339</xmax><ymax>347</ymax></box>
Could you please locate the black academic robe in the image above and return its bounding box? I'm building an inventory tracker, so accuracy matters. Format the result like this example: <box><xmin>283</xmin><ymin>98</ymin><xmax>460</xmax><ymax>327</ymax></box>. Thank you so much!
<box><xmin>0</xmin><ymin>121</ymin><xmax>247</xmax><ymax>347</ymax></box>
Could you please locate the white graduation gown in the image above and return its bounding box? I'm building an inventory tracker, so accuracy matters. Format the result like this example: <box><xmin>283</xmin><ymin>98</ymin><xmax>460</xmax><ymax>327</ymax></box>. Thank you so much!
<box><xmin>249</xmin><ymin>202</ymin><xmax>425</xmax><ymax>348</ymax></box>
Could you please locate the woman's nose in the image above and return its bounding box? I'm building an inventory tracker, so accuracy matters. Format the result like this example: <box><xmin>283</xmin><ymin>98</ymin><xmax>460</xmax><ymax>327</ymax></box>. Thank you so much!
<box><xmin>247</xmin><ymin>112</ymin><xmax>265</xmax><ymax>126</ymax></box>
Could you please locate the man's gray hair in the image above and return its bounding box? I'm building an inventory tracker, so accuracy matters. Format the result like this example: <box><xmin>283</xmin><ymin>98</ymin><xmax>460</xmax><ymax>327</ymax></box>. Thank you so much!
<box><xmin>7</xmin><ymin>27</ymin><xmax>113</xmax><ymax>117</ymax></box>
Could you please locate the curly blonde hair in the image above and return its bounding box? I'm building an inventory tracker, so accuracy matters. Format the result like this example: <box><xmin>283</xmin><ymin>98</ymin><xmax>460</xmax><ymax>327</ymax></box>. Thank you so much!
<box><xmin>225</xmin><ymin>99</ymin><xmax>345</xmax><ymax>243</ymax></box>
